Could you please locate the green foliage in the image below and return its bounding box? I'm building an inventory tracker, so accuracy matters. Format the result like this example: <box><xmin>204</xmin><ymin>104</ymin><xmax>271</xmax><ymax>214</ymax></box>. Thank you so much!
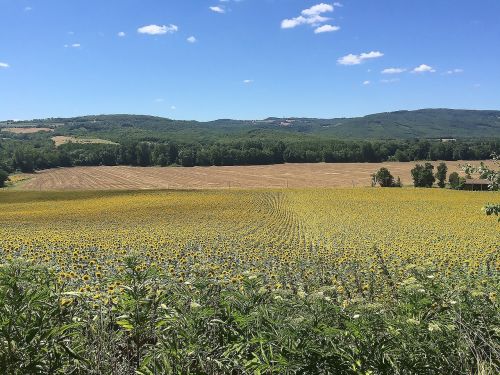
<box><xmin>462</xmin><ymin>153</ymin><xmax>500</xmax><ymax>191</ymax></box>
<box><xmin>462</xmin><ymin>154</ymin><xmax>500</xmax><ymax>221</ymax></box>
<box><xmin>0</xmin><ymin>169</ymin><xmax>8</xmax><ymax>188</ymax></box>
<box><xmin>0</xmin><ymin>259</ymin><xmax>498</xmax><ymax>374</ymax></box>
<box><xmin>448</xmin><ymin>172</ymin><xmax>461</xmax><ymax>189</ymax></box>
<box><xmin>373</xmin><ymin>168</ymin><xmax>396</xmax><ymax>187</ymax></box>
<box><xmin>411</xmin><ymin>163</ymin><xmax>436</xmax><ymax>188</ymax></box>
<box><xmin>435</xmin><ymin>162</ymin><xmax>448</xmax><ymax>188</ymax></box>
<box><xmin>483</xmin><ymin>203</ymin><xmax>500</xmax><ymax>221</ymax></box>
<box><xmin>0</xmin><ymin>262</ymin><xmax>82</xmax><ymax>374</ymax></box>
<box><xmin>5</xmin><ymin>109</ymin><xmax>500</xmax><ymax>139</ymax></box>
<box><xmin>1</xmin><ymin>112</ymin><xmax>500</xmax><ymax>172</ymax></box>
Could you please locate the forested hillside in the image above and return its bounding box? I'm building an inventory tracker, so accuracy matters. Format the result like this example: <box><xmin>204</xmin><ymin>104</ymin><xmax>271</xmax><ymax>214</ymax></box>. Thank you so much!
<box><xmin>0</xmin><ymin>109</ymin><xmax>499</xmax><ymax>173</ymax></box>
<box><xmin>2</xmin><ymin>109</ymin><xmax>500</xmax><ymax>140</ymax></box>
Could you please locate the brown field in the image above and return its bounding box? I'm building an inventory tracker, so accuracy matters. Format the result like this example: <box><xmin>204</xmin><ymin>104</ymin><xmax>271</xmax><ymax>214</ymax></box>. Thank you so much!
<box><xmin>1</xmin><ymin>127</ymin><xmax>53</xmax><ymax>134</ymax></box>
<box><xmin>52</xmin><ymin>136</ymin><xmax>118</xmax><ymax>147</ymax></box>
<box><xmin>15</xmin><ymin>161</ymin><xmax>487</xmax><ymax>191</ymax></box>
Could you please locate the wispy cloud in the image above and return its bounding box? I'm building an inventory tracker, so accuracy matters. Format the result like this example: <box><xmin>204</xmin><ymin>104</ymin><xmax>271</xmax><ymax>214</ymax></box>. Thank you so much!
<box><xmin>281</xmin><ymin>3</ymin><xmax>341</xmax><ymax>33</ymax></box>
<box><xmin>243</xmin><ymin>79</ymin><xmax>253</xmax><ymax>84</ymax></box>
<box><xmin>24</xmin><ymin>6</ymin><xmax>32</xmax><ymax>11</ymax></box>
<box><xmin>314</xmin><ymin>24</ymin><xmax>340</xmax><ymax>34</ymax></box>
<box><xmin>137</xmin><ymin>24</ymin><xmax>178</xmax><ymax>35</ymax></box>
<box><xmin>209</xmin><ymin>6</ymin><xmax>225</xmax><ymax>13</ymax></box>
<box><xmin>382</xmin><ymin>67</ymin><xmax>406</xmax><ymax>74</ymax></box>
<box><xmin>444</xmin><ymin>68</ymin><xmax>464</xmax><ymax>75</ymax></box>
<box><xmin>64</xmin><ymin>43</ymin><xmax>81</xmax><ymax>48</ymax></box>
<box><xmin>117</xmin><ymin>31</ymin><xmax>126</xmax><ymax>37</ymax></box>
<box><xmin>381</xmin><ymin>78</ymin><xmax>400</xmax><ymax>83</ymax></box>
<box><xmin>412</xmin><ymin>64</ymin><xmax>436</xmax><ymax>73</ymax></box>
<box><xmin>187</xmin><ymin>36</ymin><xmax>197</xmax><ymax>43</ymax></box>
<box><xmin>363</xmin><ymin>80</ymin><xmax>371</xmax><ymax>85</ymax></box>
<box><xmin>338</xmin><ymin>51</ymin><xmax>384</xmax><ymax>65</ymax></box>
<box><xmin>0</xmin><ymin>62</ymin><xmax>10</xmax><ymax>68</ymax></box>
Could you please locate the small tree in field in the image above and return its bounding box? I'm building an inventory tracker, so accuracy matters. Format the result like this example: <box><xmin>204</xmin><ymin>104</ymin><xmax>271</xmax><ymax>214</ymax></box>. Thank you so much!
<box><xmin>0</xmin><ymin>169</ymin><xmax>9</xmax><ymax>188</ymax></box>
<box><xmin>435</xmin><ymin>162</ymin><xmax>448</xmax><ymax>188</ymax></box>
<box><xmin>374</xmin><ymin>167</ymin><xmax>395</xmax><ymax>187</ymax></box>
<box><xmin>411</xmin><ymin>163</ymin><xmax>435</xmax><ymax>188</ymax></box>
<box><xmin>448</xmin><ymin>172</ymin><xmax>462</xmax><ymax>190</ymax></box>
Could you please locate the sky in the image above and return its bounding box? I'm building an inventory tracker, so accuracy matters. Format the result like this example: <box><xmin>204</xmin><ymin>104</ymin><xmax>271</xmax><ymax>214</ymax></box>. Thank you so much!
<box><xmin>1</xmin><ymin>0</ymin><xmax>500</xmax><ymax>121</ymax></box>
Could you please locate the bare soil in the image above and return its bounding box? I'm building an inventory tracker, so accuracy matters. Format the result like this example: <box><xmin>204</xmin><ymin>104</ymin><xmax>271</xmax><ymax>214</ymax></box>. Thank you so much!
<box><xmin>51</xmin><ymin>136</ymin><xmax>118</xmax><ymax>147</ymax></box>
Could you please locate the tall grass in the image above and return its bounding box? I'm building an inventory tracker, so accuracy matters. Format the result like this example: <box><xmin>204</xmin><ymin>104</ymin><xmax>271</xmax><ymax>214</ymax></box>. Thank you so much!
<box><xmin>0</xmin><ymin>257</ymin><xmax>498</xmax><ymax>375</ymax></box>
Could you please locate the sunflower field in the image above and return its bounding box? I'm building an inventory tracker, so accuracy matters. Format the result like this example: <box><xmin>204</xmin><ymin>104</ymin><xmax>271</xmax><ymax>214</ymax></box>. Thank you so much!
<box><xmin>0</xmin><ymin>188</ymin><xmax>498</xmax><ymax>374</ymax></box>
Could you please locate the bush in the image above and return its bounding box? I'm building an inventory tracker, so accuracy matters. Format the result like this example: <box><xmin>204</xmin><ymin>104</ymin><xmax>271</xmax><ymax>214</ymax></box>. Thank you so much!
<box><xmin>0</xmin><ymin>169</ymin><xmax>9</xmax><ymax>188</ymax></box>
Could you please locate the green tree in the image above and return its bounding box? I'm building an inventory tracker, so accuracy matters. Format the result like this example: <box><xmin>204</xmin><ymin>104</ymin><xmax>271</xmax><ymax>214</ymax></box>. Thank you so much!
<box><xmin>0</xmin><ymin>169</ymin><xmax>8</xmax><ymax>188</ymax></box>
<box><xmin>448</xmin><ymin>172</ymin><xmax>461</xmax><ymax>190</ymax></box>
<box><xmin>435</xmin><ymin>162</ymin><xmax>448</xmax><ymax>188</ymax></box>
<box><xmin>374</xmin><ymin>167</ymin><xmax>395</xmax><ymax>187</ymax></box>
<box><xmin>411</xmin><ymin>163</ymin><xmax>436</xmax><ymax>188</ymax></box>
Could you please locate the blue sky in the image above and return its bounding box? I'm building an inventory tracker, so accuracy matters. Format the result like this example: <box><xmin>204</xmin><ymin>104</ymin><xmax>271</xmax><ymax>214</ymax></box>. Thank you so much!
<box><xmin>1</xmin><ymin>0</ymin><xmax>499</xmax><ymax>121</ymax></box>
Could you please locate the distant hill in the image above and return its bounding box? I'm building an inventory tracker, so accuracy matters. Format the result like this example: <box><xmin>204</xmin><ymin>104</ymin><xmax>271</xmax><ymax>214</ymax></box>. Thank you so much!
<box><xmin>2</xmin><ymin>109</ymin><xmax>500</xmax><ymax>140</ymax></box>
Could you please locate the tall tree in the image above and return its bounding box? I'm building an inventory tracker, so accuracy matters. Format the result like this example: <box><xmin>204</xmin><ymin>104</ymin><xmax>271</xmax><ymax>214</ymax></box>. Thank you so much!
<box><xmin>435</xmin><ymin>162</ymin><xmax>448</xmax><ymax>188</ymax></box>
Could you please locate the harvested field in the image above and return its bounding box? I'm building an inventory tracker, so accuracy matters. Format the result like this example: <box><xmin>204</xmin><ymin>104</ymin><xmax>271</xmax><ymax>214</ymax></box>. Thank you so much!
<box><xmin>17</xmin><ymin>161</ymin><xmax>486</xmax><ymax>190</ymax></box>
<box><xmin>52</xmin><ymin>136</ymin><xmax>118</xmax><ymax>147</ymax></box>
<box><xmin>1</xmin><ymin>127</ymin><xmax>53</xmax><ymax>134</ymax></box>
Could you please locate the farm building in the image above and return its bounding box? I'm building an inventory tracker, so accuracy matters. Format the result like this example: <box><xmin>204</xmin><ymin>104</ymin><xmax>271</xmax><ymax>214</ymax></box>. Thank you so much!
<box><xmin>463</xmin><ymin>179</ymin><xmax>490</xmax><ymax>191</ymax></box>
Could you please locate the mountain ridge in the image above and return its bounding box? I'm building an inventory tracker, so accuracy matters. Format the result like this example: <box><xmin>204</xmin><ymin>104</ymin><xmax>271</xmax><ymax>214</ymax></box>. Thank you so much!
<box><xmin>2</xmin><ymin>108</ymin><xmax>500</xmax><ymax>140</ymax></box>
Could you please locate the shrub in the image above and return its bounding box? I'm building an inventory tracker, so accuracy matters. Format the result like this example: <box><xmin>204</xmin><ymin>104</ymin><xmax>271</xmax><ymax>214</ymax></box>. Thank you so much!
<box><xmin>0</xmin><ymin>169</ymin><xmax>8</xmax><ymax>188</ymax></box>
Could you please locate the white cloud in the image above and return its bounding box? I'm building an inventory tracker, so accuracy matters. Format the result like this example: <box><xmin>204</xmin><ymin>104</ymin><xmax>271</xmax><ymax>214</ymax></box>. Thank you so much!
<box><xmin>243</xmin><ymin>79</ymin><xmax>253</xmax><ymax>84</ymax></box>
<box><xmin>24</xmin><ymin>6</ymin><xmax>32</xmax><ymax>11</ymax></box>
<box><xmin>363</xmin><ymin>80</ymin><xmax>371</xmax><ymax>85</ymax></box>
<box><xmin>337</xmin><ymin>51</ymin><xmax>384</xmax><ymax>65</ymax></box>
<box><xmin>117</xmin><ymin>31</ymin><xmax>126</xmax><ymax>37</ymax></box>
<box><xmin>301</xmin><ymin>3</ymin><xmax>334</xmax><ymax>16</ymax></box>
<box><xmin>314</xmin><ymin>24</ymin><xmax>340</xmax><ymax>34</ymax></box>
<box><xmin>0</xmin><ymin>62</ymin><xmax>10</xmax><ymax>68</ymax></box>
<box><xmin>445</xmin><ymin>68</ymin><xmax>464</xmax><ymax>75</ymax></box>
<box><xmin>412</xmin><ymin>64</ymin><xmax>436</xmax><ymax>73</ymax></box>
<box><xmin>209</xmin><ymin>6</ymin><xmax>225</xmax><ymax>13</ymax></box>
<box><xmin>137</xmin><ymin>24</ymin><xmax>178</xmax><ymax>35</ymax></box>
<box><xmin>187</xmin><ymin>36</ymin><xmax>197</xmax><ymax>43</ymax></box>
<box><xmin>281</xmin><ymin>3</ymin><xmax>341</xmax><ymax>32</ymax></box>
<box><xmin>170</xmin><ymin>105</ymin><xmax>176</xmax><ymax>110</ymax></box>
<box><xmin>382</xmin><ymin>67</ymin><xmax>406</xmax><ymax>74</ymax></box>
<box><xmin>64</xmin><ymin>43</ymin><xmax>81</xmax><ymax>48</ymax></box>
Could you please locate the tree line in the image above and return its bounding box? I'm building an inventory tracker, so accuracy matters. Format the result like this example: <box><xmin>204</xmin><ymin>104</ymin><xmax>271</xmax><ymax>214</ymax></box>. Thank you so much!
<box><xmin>0</xmin><ymin>137</ymin><xmax>498</xmax><ymax>175</ymax></box>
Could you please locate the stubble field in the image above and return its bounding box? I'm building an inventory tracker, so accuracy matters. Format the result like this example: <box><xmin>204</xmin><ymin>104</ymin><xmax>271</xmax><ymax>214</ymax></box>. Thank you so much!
<box><xmin>16</xmin><ymin>160</ymin><xmax>484</xmax><ymax>190</ymax></box>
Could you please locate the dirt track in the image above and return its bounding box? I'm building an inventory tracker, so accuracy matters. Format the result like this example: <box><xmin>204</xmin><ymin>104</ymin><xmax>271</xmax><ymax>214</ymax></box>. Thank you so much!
<box><xmin>16</xmin><ymin>161</ymin><xmax>484</xmax><ymax>191</ymax></box>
